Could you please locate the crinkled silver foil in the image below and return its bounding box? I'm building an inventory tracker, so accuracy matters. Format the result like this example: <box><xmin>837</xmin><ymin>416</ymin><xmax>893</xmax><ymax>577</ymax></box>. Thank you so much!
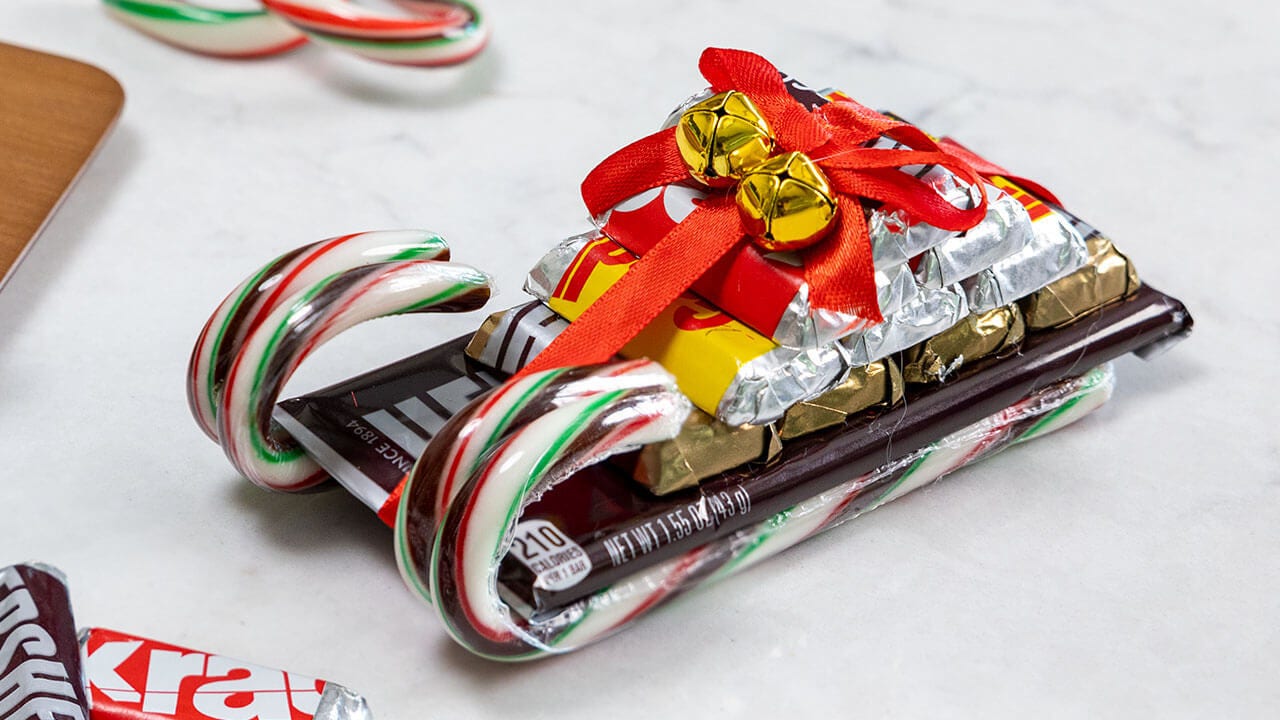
<box><xmin>772</xmin><ymin>259</ymin><xmax>918</xmax><ymax>347</ymax></box>
<box><xmin>840</xmin><ymin>283</ymin><xmax>970</xmax><ymax>366</ymax></box>
<box><xmin>915</xmin><ymin>184</ymin><xmax>1034</xmax><ymax>288</ymax></box>
<box><xmin>473</xmin><ymin>302</ymin><xmax>569</xmax><ymax>374</ymax></box>
<box><xmin>963</xmin><ymin>208</ymin><xmax>1090</xmax><ymax>312</ymax></box>
<box><xmin>314</xmin><ymin>683</ymin><xmax>374</xmax><ymax>720</ymax></box>
<box><xmin>524</xmin><ymin>231</ymin><xmax>597</xmax><ymax>301</ymax></box>
<box><xmin>715</xmin><ymin>341</ymin><xmax>848</xmax><ymax>426</ymax></box>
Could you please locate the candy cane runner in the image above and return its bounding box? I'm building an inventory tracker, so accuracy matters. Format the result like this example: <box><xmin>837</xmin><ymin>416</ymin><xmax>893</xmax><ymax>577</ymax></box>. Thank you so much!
<box><xmin>396</xmin><ymin>362</ymin><xmax>1114</xmax><ymax>659</ymax></box>
<box><xmin>196</xmin><ymin>239</ymin><xmax>489</xmax><ymax>490</ymax></box>
<box><xmin>188</xmin><ymin>230</ymin><xmax>451</xmax><ymax>441</ymax></box>
<box><xmin>102</xmin><ymin>0</ymin><xmax>307</xmax><ymax>58</ymax></box>
<box><xmin>261</xmin><ymin>0</ymin><xmax>488</xmax><ymax>67</ymax></box>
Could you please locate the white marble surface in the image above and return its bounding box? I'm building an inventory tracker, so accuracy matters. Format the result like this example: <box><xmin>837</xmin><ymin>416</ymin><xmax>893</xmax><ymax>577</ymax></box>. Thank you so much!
<box><xmin>2</xmin><ymin>0</ymin><xmax>1277</xmax><ymax>717</ymax></box>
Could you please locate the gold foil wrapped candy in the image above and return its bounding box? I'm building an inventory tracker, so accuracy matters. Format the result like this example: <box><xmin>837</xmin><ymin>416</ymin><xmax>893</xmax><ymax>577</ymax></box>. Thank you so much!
<box><xmin>778</xmin><ymin>359</ymin><xmax>904</xmax><ymax>440</ymax></box>
<box><xmin>676</xmin><ymin>91</ymin><xmax>774</xmax><ymax>187</ymax></box>
<box><xmin>736</xmin><ymin>151</ymin><xmax>838</xmax><ymax>251</ymax></box>
<box><xmin>1020</xmin><ymin>236</ymin><xmax>1141</xmax><ymax>330</ymax></box>
<box><xmin>901</xmin><ymin>305</ymin><xmax>1026</xmax><ymax>384</ymax></box>
<box><xmin>632</xmin><ymin>407</ymin><xmax>780</xmax><ymax>496</ymax></box>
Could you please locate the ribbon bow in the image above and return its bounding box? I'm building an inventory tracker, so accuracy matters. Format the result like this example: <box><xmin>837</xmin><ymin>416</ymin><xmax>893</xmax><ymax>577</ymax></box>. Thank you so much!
<box><xmin>519</xmin><ymin>48</ymin><xmax>991</xmax><ymax>377</ymax></box>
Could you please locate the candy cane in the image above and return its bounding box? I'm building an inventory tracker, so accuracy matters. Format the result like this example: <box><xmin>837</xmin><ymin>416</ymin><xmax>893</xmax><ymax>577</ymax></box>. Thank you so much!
<box><xmin>188</xmin><ymin>230</ymin><xmax>451</xmax><ymax>441</ymax></box>
<box><xmin>399</xmin><ymin>362</ymin><xmax>1114</xmax><ymax>660</ymax></box>
<box><xmin>261</xmin><ymin>0</ymin><xmax>488</xmax><ymax>67</ymax></box>
<box><xmin>209</xmin><ymin>257</ymin><xmax>489</xmax><ymax>491</ymax></box>
<box><xmin>102</xmin><ymin>0</ymin><xmax>307</xmax><ymax>58</ymax></box>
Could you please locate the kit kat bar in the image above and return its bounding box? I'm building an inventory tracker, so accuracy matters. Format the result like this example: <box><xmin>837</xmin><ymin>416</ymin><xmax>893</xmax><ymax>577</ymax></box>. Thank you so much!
<box><xmin>499</xmin><ymin>284</ymin><xmax>1192</xmax><ymax>614</ymax></box>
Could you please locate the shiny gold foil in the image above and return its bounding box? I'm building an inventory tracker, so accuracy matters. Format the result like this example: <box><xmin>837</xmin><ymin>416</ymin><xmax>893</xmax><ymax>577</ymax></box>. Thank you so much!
<box><xmin>676</xmin><ymin>91</ymin><xmax>774</xmax><ymax>187</ymax></box>
<box><xmin>777</xmin><ymin>358</ymin><xmax>904</xmax><ymax>440</ymax></box>
<box><xmin>901</xmin><ymin>305</ymin><xmax>1025</xmax><ymax>384</ymax></box>
<box><xmin>1020</xmin><ymin>236</ymin><xmax>1141</xmax><ymax>330</ymax></box>
<box><xmin>633</xmin><ymin>408</ymin><xmax>772</xmax><ymax>495</ymax></box>
<box><xmin>464</xmin><ymin>309</ymin><xmax>503</xmax><ymax>361</ymax></box>
<box><xmin>737</xmin><ymin>151</ymin><xmax>838</xmax><ymax>251</ymax></box>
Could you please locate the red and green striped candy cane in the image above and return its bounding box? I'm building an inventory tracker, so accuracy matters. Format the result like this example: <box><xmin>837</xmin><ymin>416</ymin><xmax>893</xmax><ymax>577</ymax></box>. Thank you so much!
<box><xmin>194</xmin><ymin>237</ymin><xmax>489</xmax><ymax>491</ymax></box>
<box><xmin>398</xmin><ymin>363</ymin><xmax>1114</xmax><ymax>660</ymax></box>
<box><xmin>101</xmin><ymin>1</ymin><xmax>307</xmax><ymax>58</ymax></box>
<box><xmin>188</xmin><ymin>229</ymin><xmax>451</xmax><ymax>441</ymax></box>
<box><xmin>261</xmin><ymin>0</ymin><xmax>488</xmax><ymax>67</ymax></box>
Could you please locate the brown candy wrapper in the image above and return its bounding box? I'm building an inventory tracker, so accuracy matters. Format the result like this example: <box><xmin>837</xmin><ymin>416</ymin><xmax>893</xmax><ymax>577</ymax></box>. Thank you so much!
<box><xmin>629</xmin><ymin>409</ymin><xmax>781</xmax><ymax>495</ymax></box>
<box><xmin>778</xmin><ymin>358</ymin><xmax>904</xmax><ymax>439</ymax></box>
<box><xmin>1020</xmin><ymin>235</ymin><xmax>1141</xmax><ymax>330</ymax></box>
<box><xmin>902</xmin><ymin>305</ymin><xmax>1026</xmax><ymax>383</ymax></box>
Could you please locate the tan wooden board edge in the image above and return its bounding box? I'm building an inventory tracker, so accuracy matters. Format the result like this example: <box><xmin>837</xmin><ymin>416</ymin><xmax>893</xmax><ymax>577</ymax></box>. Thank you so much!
<box><xmin>0</xmin><ymin>42</ymin><xmax>125</xmax><ymax>290</ymax></box>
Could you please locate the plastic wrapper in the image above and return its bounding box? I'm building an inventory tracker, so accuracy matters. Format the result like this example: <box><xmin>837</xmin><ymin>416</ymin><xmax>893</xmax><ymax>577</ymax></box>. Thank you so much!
<box><xmin>0</xmin><ymin>563</ymin><xmax>89</xmax><ymax>720</ymax></box>
<box><xmin>1021</xmin><ymin>235</ymin><xmax>1141</xmax><ymax>330</ymax></box>
<box><xmin>81</xmin><ymin>628</ymin><xmax>373</xmax><ymax>720</ymax></box>
<box><xmin>901</xmin><ymin>304</ymin><xmax>1026</xmax><ymax>384</ymax></box>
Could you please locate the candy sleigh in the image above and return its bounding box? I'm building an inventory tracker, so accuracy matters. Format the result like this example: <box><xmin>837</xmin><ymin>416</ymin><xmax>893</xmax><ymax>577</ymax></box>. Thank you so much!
<box><xmin>189</xmin><ymin>49</ymin><xmax>1192</xmax><ymax>660</ymax></box>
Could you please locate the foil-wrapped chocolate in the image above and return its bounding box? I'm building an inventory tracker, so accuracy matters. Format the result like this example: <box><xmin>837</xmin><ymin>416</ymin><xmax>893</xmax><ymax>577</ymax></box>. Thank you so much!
<box><xmin>841</xmin><ymin>283</ymin><xmax>970</xmax><ymax>366</ymax></box>
<box><xmin>629</xmin><ymin>408</ymin><xmax>781</xmax><ymax>495</ymax></box>
<box><xmin>901</xmin><ymin>304</ymin><xmax>1026</xmax><ymax>383</ymax></box>
<box><xmin>962</xmin><ymin>178</ymin><xmax>1090</xmax><ymax>312</ymax></box>
<box><xmin>1021</xmin><ymin>235</ymin><xmax>1141</xmax><ymax>330</ymax></box>
<box><xmin>777</xmin><ymin>357</ymin><xmax>904</xmax><ymax>439</ymax></box>
<box><xmin>525</xmin><ymin>235</ymin><xmax>853</xmax><ymax>424</ymax></box>
<box><xmin>0</xmin><ymin>563</ymin><xmax>89</xmax><ymax>720</ymax></box>
<box><xmin>915</xmin><ymin>183</ymin><xmax>1035</xmax><ymax>288</ymax></box>
<box><xmin>527</xmin><ymin>228</ymin><xmax>920</xmax><ymax>349</ymax></box>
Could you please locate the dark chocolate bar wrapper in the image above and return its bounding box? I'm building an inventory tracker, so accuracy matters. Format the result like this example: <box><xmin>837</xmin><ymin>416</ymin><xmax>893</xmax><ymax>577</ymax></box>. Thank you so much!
<box><xmin>277</xmin><ymin>286</ymin><xmax>1191</xmax><ymax>615</ymax></box>
<box><xmin>274</xmin><ymin>337</ymin><xmax>502</xmax><ymax>521</ymax></box>
<box><xmin>0</xmin><ymin>564</ymin><xmax>89</xmax><ymax>720</ymax></box>
<box><xmin>81</xmin><ymin>628</ymin><xmax>372</xmax><ymax>720</ymax></box>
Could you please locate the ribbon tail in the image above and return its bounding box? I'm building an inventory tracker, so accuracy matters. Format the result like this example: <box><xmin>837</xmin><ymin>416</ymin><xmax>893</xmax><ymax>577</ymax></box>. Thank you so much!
<box><xmin>581</xmin><ymin>127</ymin><xmax>689</xmax><ymax>219</ymax></box>
<box><xmin>804</xmin><ymin>201</ymin><xmax>882</xmax><ymax>325</ymax></box>
<box><xmin>938</xmin><ymin>137</ymin><xmax>1062</xmax><ymax>206</ymax></box>
<box><xmin>515</xmin><ymin>201</ymin><xmax>744</xmax><ymax>378</ymax></box>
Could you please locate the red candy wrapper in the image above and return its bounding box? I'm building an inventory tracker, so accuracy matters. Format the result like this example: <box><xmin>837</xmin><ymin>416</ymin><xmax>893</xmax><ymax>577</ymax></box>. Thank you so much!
<box><xmin>81</xmin><ymin>629</ymin><xmax>372</xmax><ymax>720</ymax></box>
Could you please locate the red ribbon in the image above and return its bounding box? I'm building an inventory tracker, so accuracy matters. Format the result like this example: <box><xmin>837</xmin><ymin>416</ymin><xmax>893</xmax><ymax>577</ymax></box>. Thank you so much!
<box><xmin>517</xmin><ymin>48</ymin><xmax>992</xmax><ymax>378</ymax></box>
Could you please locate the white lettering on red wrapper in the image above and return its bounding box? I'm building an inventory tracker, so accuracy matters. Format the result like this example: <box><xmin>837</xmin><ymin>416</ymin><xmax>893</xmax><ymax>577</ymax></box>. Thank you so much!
<box><xmin>84</xmin><ymin>630</ymin><xmax>328</xmax><ymax>720</ymax></box>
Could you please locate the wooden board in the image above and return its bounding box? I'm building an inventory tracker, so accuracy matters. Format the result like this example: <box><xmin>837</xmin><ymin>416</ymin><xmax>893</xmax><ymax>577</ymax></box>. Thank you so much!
<box><xmin>0</xmin><ymin>42</ymin><xmax>124</xmax><ymax>290</ymax></box>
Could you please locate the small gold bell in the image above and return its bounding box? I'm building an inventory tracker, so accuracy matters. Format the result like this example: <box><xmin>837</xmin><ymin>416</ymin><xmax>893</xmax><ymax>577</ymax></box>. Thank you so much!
<box><xmin>676</xmin><ymin>91</ymin><xmax>775</xmax><ymax>187</ymax></box>
<box><xmin>736</xmin><ymin>151</ymin><xmax>838</xmax><ymax>251</ymax></box>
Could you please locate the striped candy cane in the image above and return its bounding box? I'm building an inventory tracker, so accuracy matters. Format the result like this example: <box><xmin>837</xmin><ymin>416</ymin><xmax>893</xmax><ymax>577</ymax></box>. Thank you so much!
<box><xmin>188</xmin><ymin>230</ymin><xmax>451</xmax><ymax>441</ymax></box>
<box><xmin>189</xmin><ymin>232</ymin><xmax>489</xmax><ymax>491</ymax></box>
<box><xmin>399</xmin><ymin>363</ymin><xmax>1114</xmax><ymax>660</ymax></box>
<box><xmin>261</xmin><ymin>0</ymin><xmax>488</xmax><ymax>67</ymax></box>
<box><xmin>101</xmin><ymin>1</ymin><xmax>307</xmax><ymax>58</ymax></box>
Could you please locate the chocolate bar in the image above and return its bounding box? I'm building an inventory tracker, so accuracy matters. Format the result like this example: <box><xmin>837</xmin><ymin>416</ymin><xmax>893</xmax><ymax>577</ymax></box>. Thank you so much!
<box><xmin>0</xmin><ymin>563</ymin><xmax>89</xmax><ymax>720</ymax></box>
<box><xmin>81</xmin><ymin>628</ymin><xmax>372</xmax><ymax>720</ymax></box>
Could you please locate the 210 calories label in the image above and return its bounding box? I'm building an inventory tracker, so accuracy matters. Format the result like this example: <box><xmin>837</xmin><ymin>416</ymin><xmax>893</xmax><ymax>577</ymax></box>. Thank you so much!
<box><xmin>509</xmin><ymin>519</ymin><xmax>593</xmax><ymax>591</ymax></box>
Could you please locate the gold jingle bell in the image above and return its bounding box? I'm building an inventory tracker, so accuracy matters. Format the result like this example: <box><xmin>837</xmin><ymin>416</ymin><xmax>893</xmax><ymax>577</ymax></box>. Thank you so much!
<box><xmin>676</xmin><ymin>91</ymin><xmax>775</xmax><ymax>187</ymax></box>
<box><xmin>736</xmin><ymin>151</ymin><xmax>839</xmax><ymax>252</ymax></box>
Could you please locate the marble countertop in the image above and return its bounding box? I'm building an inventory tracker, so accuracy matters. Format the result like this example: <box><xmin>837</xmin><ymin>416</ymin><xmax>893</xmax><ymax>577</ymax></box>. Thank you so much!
<box><xmin>2</xmin><ymin>0</ymin><xmax>1276</xmax><ymax>716</ymax></box>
